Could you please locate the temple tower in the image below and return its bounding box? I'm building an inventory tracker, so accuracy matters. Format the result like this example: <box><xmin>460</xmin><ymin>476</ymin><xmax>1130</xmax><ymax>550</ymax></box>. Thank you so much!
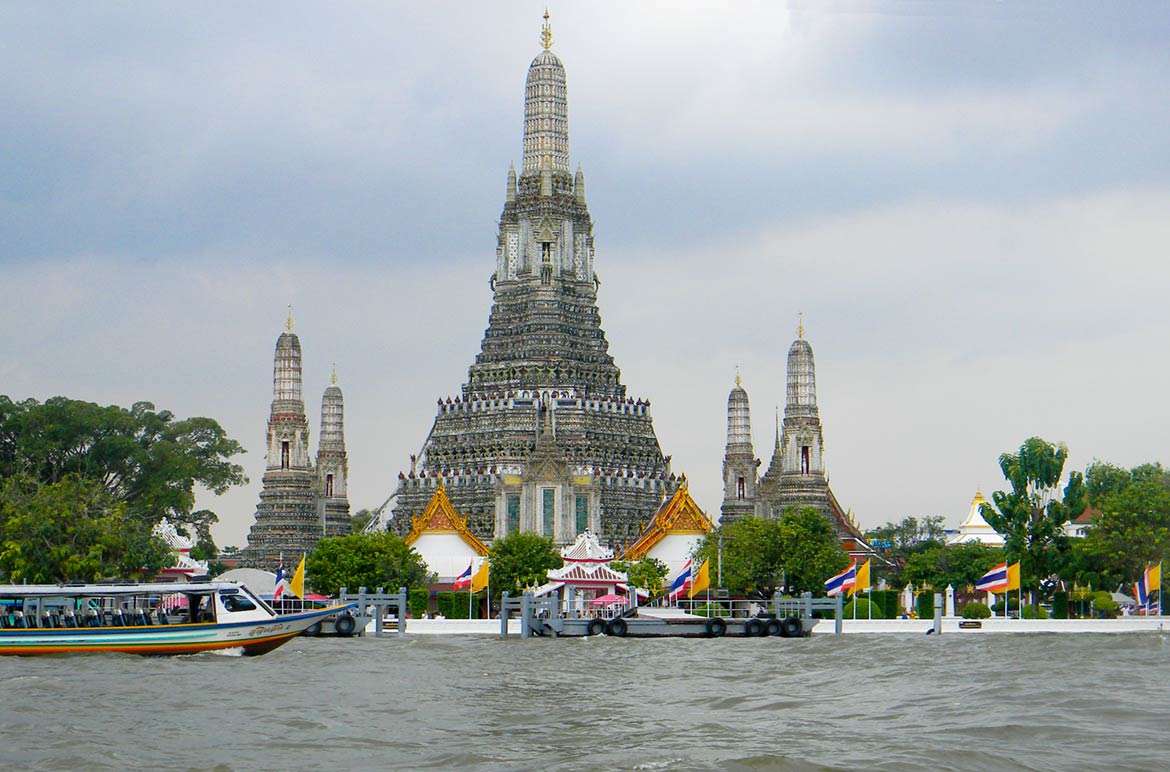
<box><xmin>389</xmin><ymin>13</ymin><xmax>675</xmax><ymax>549</ymax></box>
<box><xmin>720</xmin><ymin>373</ymin><xmax>758</xmax><ymax>524</ymax></box>
<box><xmin>316</xmin><ymin>368</ymin><xmax>351</xmax><ymax>538</ymax></box>
<box><xmin>240</xmin><ymin>312</ymin><xmax>318</xmax><ymax>568</ymax></box>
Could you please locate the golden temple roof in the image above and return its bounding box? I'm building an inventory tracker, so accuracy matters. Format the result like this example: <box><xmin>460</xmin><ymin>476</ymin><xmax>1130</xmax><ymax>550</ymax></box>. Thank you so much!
<box><xmin>404</xmin><ymin>484</ymin><xmax>489</xmax><ymax>556</ymax></box>
<box><xmin>624</xmin><ymin>481</ymin><xmax>713</xmax><ymax>561</ymax></box>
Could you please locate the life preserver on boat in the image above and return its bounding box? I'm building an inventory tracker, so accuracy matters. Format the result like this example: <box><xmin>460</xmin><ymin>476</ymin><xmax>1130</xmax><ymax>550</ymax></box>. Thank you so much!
<box><xmin>305</xmin><ymin>621</ymin><xmax>323</xmax><ymax>636</ymax></box>
<box><xmin>334</xmin><ymin>614</ymin><xmax>357</xmax><ymax>636</ymax></box>
<box><xmin>587</xmin><ymin>618</ymin><xmax>607</xmax><ymax>636</ymax></box>
<box><xmin>766</xmin><ymin>618</ymin><xmax>783</xmax><ymax>637</ymax></box>
<box><xmin>781</xmin><ymin>616</ymin><xmax>803</xmax><ymax>638</ymax></box>
<box><xmin>705</xmin><ymin>617</ymin><xmax>727</xmax><ymax>638</ymax></box>
<box><xmin>606</xmin><ymin>618</ymin><xmax>628</xmax><ymax>637</ymax></box>
<box><xmin>745</xmin><ymin>618</ymin><xmax>765</xmax><ymax>637</ymax></box>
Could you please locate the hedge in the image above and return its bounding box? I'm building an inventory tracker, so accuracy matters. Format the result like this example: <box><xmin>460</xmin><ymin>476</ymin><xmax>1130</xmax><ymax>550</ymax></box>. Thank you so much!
<box><xmin>961</xmin><ymin>602</ymin><xmax>992</xmax><ymax>619</ymax></box>
<box><xmin>1051</xmin><ymin>591</ymin><xmax>1068</xmax><ymax>619</ymax></box>
<box><xmin>842</xmin><ymin>597</ymin><xmax>883</xmax><ymax>619</ymax></box>
<box><xmin>869</xmin><ymin>590</ymin><xmax>899</xmax><ymax>619</ymax></box>
<box><xmin>916</xmin><ymin>592</ymin><xmax>934</xmax><ymax>619</ymax></box>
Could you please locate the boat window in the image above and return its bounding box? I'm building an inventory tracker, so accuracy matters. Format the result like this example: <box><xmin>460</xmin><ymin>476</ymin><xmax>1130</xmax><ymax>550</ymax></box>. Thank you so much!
<box><xmin>221</xmin><ymin>594</ymin><xmax>257</xmax><ymax>613</ymax></box>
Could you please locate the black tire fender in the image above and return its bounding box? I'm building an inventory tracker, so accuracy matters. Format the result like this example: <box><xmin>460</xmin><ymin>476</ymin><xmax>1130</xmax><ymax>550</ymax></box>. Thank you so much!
<box><xmin>334</xmin><ymin>614</ymin><xmax>357</xmax><ymax>636</ymax></box>
<box><xmin>745</xmin><ymin>618</ymin><xmax>765</xmax><ymax>637</ymax></box>
<box><xmin>705</xmin><ymin>617</ymin><xmax>727</xmax><ymax>638</ymax></box>
<box><xmin>305</xmin><ymin>621</ymin><xmax>322</xmax><ymax>636</ymax></box>
<box><xmin>766</xmin><ymin>618</ymin><xmax>783</xmax><ymax>637</ymax></box>
<box><xmin>587</xmin><ymin>618</ymin><xmax>607</xmax><ymax>636</ymax></box>
<box><xmin>606</xmin><ymin>617</ymin><xmax>628</xmax><ymax>637</ymax></box>
<box><xmin>781</xmin><ymin>616</ymin><xmax>802</xmax><ymax>638</ymax></box>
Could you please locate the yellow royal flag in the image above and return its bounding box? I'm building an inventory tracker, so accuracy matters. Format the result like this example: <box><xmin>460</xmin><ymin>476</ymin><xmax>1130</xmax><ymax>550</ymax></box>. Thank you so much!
<box><xmin>688</xmin><ymin>559</ymin><xmax>711</xmax><ymax>598</ymax></box>
<box><xmin>290</xmin><ymin>555</ymin><xmax>306</xmax><ymax>599</ymax></box>
<box><xmin>471</xmin><ymin>559</ymin><xmax>490</xmax><ymax>593</ymax></box>
<box><xmin>1006</xmin><ymin>562</ymin><xmax>1021</xmax><ymax>592</ymax></box>
<box><xmin>850</xmin><ymin>559</ymin><xmax>872</xmax><ymax>596</ymax></box>
<box><xmin>1149</xmin><ymin>562</ymin><xmax>1162</xmax><ymax>592</ymax></box>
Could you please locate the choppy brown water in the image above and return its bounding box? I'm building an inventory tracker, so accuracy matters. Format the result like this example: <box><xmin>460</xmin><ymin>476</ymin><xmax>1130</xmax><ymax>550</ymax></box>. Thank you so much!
<box><xmin>3</xmin><ymin>631</ymin><xmax>1169</xmax><ymax>771</ymax></box>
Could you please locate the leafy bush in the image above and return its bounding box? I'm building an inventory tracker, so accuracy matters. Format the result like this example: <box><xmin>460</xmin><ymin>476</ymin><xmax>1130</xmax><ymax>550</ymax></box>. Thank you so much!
<box><xmin>916</xmin><ymin>592</ymin><xmax>935</xmax><ymax>619</ymax></box>
<box><xmin>692</xmin><ymin>602</ymin><xmax>729</xmax><ymax>618</ymax></box>
<box><xmin>1021</xmin><ymin>605</ymin><xmax>1049</xmax><ymax>619</ymax></box>
<box><xmin>1092</xmin><ymin>590</ymin><xmax>1118</xmax><ymax>618</ymax></box>
<box><xmin>961</xmin><ymin>602</ymin><xmax>992</xmax><ymax>619</ymax></box>
<box><xmin>842</xmin><ymin>598</ymin><xmax>884</xmax><ymax>619</ymax></box>
<box><xmin>991</xmin><ymin>596</ymin><xmax>1021</xmax><ymax>613</ymax></box>
<box><xmin>1051</xmin><ymin>591</ymin><xmax>1069</xmax><ymax>619</ymax></box>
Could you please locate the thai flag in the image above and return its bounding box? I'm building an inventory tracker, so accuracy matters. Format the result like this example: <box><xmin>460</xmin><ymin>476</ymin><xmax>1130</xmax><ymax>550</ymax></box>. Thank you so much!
<box><xmin>453</xmin><ymin>563</ymin><xmax>473</xmax><ymax>591</ymax></box>
<box><xmin>976</xmin><ymin>562</ymin><xmax>1009</xmax><ymax>593</ymax></box>
<box><xmin>273</xmin><ymin>560</ymin><xmax>287</xmax><ymax>600</ymax></box>
<box><xmin>1135</xmin><ymin>573</ymin><xmax>1149</xmax><ymax>607</ymax></box>
<box><xmin>825</xmin><ymin>562</ymin><xmax>856</xmax><ymax>597</ymax></box>
<box><xmin>667</xmin><ymin>560</ymin><xmax>693</xmax><ymax>601</ymax></box>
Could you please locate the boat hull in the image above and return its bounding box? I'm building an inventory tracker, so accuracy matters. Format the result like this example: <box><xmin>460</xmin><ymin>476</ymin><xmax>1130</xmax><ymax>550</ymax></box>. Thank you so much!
<box><xmin>0</xmin><ymin>604</ymin><xmax>355</xmax><ymax>657</ymax></box>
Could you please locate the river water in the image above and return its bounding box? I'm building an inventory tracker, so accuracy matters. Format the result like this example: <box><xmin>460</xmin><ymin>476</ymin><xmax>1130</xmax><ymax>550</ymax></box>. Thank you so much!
<box><xmin>3</xmin><ymin>631</ymin><xmax>1168</xmax><ymax>771</ymax></box>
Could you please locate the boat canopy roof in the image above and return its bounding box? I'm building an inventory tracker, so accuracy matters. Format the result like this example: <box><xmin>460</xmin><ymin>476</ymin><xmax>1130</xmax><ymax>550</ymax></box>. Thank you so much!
<box><xmin>0</xmin><ymin>581</ymin><xmax>248</xmax><ymax>597</ymax></box>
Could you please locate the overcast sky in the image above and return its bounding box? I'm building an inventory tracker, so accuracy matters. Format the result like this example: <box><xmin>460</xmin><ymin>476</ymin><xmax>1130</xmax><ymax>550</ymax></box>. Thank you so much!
<box><xmin>3</xmin><ymin>2</ymin><xmax>1168</xmax><ymax>548</ymax></box>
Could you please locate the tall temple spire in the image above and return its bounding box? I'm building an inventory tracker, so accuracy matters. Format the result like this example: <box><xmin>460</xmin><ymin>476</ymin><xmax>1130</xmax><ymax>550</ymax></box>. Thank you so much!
<box><xmin>722</xmin><ymin>374</ymin><xmax>757</xmax><ymax>524</ymax></box>
<box><xmin>390</xmin><ymin>17</ymin><xmax>672</xmax><ymax>550</ymax></box>
<box><xmin>317</xmin><ymin>371</ymin><xmax>351</xmax><ymax>537</ymax></box>
<box><xmin>241</xmin><ymin>320</ymin><xmax>317</xmax><ymax>568</ymax></box>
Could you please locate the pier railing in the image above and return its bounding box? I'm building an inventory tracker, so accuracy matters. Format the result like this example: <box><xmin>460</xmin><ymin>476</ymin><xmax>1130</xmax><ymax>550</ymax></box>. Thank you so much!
<box><xmin>339</xmin><ymin>586</ymin><xmax>408</xmax><ymax>637</ymax></box>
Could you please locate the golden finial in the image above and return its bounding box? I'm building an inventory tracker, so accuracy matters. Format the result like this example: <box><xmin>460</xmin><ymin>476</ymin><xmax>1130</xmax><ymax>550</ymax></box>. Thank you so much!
<box><xmin>540</xmin><ymin>8</ymin><xmax>554</xmax><ymax>50</ymax></box>
<box><xmin>735</xmin><ymin>365</ymin><xmax>742</xmax><ymax>387</ymax></box>
<box><xmin>797</xmin><ymin>311</ymin><xmax>804</xmax><ymax>340</ymax></box>
<box><xmin>331</xmin><ymin>363</ymin><xmax>337</xmax><ymax>386</ymax></box>
<box><xmin>286</xmin><ymin>304</ymin><xmax>294</xmax><ymax>332</ymax></box>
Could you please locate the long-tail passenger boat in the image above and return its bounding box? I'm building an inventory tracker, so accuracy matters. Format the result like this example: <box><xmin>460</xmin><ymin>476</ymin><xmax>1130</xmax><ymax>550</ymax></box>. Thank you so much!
<box><xmin>0</xmin><ymin>581</ymin><xmax>356</xmax><ymax>656</ymax></box>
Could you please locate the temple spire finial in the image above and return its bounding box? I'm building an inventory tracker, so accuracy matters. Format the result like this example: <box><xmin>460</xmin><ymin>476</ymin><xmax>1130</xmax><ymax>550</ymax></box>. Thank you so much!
<box><xmin>331</xmin><ymin>363</ymin><xmax>337</xmax><ymax>385</ymax></box>
<box><xmin>735</xmin><ymin>365</ymin><xmax>741</xmax><ymax>387</ymax></box>
<box><xmin>286</xmin><ymin>304</ymin><xmax>294</xmax><ymax>333</ymax></box>
<box><xmin>540</xmin><ymin>8</ymin><xmax>554</xmax><ymax>50</ymax></box>
<box><xmin>797</xmin><ymin>311</ymin><xmax>804</xmax><ymax>340</ymax></box>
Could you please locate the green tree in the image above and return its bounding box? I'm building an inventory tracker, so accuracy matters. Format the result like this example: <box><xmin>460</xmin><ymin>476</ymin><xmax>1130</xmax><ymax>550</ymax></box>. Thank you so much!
<box><xmin>0</xmin><ymin>475</ymin><xmax>171</xmax><ymax>582</ymax></box>
<box><xmin>982</xmin><ymin>437</ymin><xmax>1086</xmax><ymax>605</ymax></box>
<box><xmin>306</xmin><ymin>532</ymin><xmax>433</xmax><ymax>596</ymax></box>
<box><xmin>901</xmin><ymin>541</ymin><xmax>1004</xmax><ymax>592</ymax></box>
<box><xmin>692</xmin><ymin>508</ymin><xmax>848</xmax><ymax>598</ymax></box>
<box><xmin>864</xmin><ymin>515</ymin><xmax>946</xmax><ymax>587</ymax></box>
<box><xmin>0</xmin><ymin>396</ymin><xmax>247</xmax><ymax>543</ymax></box>
<box><xmin>610</xmin><ymin>557</ymin><xmax>668</xmax><ymax>596</ymax></box>
<box><xmin>1078</xmin><ymin>462</ymin><xmax>1170</xmax><ymax>587</ymax></box>
<box><xmin>350</xmin><ymin>508</ymin><xmax>376</xmax><ymax>533</ymax></box>
<box><xmin>776</xmin><ymin>506</ymin><xmax>851</xmax><ymax>594</ymax></box>
<box><xmin>488</xmin><ymin>532</ymin><xmax>563</xmax><ymax>597</ymax></box>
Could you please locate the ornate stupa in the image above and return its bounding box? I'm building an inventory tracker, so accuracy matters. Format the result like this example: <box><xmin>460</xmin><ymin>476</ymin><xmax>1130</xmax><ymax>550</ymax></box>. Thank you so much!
<box><xmin>721</xmin><ymin>371</ymin><xmax>759</xmax><ymax>524</ymax></box>
<box><xmin>315</xmin><ymin>367</ymin><xmax>351</xmax><ymax>538</ymax></box>
<box><xmin>241</xmin><ymin>312</ymin><xmax>351</xmax><ymax>569</ymax></box>
<box><xmin>388</xmin><ymin>13</ymin><xmax>676</xmax><ymax>549</ymax></box>
<box><xmin>731</xmin><ymin>318</ymin><xmax>867</xmax><ymax>548</ymax></box>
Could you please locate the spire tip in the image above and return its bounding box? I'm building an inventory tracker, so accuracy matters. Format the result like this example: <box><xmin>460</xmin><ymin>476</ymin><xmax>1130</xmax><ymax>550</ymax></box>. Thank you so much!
<box><xmin>540</xmin><ymin>8</ymin><xmax>554</xmax><ymax>50</ymax></box>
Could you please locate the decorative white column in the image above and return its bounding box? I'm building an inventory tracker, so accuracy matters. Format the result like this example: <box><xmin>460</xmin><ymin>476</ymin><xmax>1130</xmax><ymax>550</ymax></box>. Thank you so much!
<box><xmin>945</xmin><ymin>585</ymin><xmax>955</xmax><ymax>617</ymax></box>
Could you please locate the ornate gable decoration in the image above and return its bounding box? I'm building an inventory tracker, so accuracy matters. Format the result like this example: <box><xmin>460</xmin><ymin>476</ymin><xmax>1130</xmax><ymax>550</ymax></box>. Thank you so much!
<box><xmin>405</xmin><ymin>485</ymin><xmax>489</xmax><ymax>556</ymax></box>
<box><xmin>624</xmin><ymin>481</ymin><xmax>713</xmax><ymax>560</ymax></box>
<box><xmin>548</xmin><ymin>561</ymin><xmax>627</xmax><ymax>584</ymax></box>
<box><xmin>560</xmin><ymin>530</ymin><xmax>613</xmax><ymax>563</ymax></box>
